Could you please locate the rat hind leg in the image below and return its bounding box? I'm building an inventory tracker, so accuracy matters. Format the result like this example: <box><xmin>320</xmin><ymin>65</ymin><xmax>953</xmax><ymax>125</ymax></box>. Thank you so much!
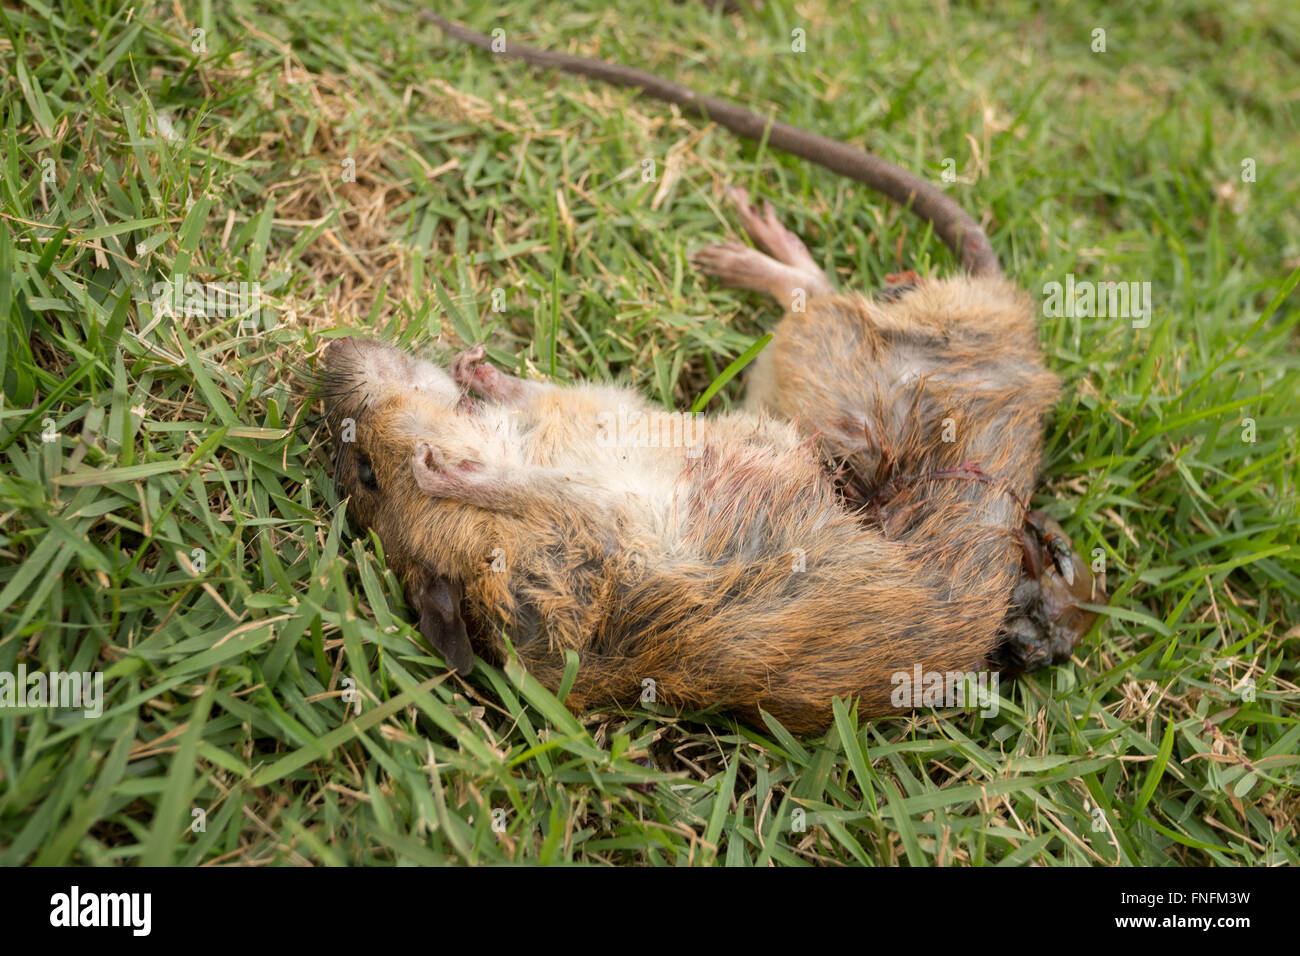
<box><xmin>690</xmin><ymin>240</ymin><xmax>823</xmax><ymax>307</ymax></box>
<box><xmin>727</xmin><ymin>186</ymin><xmax>831</xmax><ymax>293</ymax></box>
<box><xmin>691</xmin><ymin>187</ymin><xmax>833</xmax><ymax>306</ymax></box>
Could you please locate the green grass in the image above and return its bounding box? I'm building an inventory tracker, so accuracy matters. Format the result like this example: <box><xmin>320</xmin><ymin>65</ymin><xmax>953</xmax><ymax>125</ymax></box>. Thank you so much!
<box><xmin>1</xmin><ymin>0</ymin><xmax>1297</xmax><ymax>865</ymax></box>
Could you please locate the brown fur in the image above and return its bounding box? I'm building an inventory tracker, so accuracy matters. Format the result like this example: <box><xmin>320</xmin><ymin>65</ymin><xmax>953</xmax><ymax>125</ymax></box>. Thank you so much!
<box><xmin>322</xmin><ymin>241</ymin><xmax>1063</xmax><ymax>734</ymax></box>
<box><xmin>692</xmin><ymin>190</ymin><xmax>1098</xmax><ymax>673</ymax></box>
<box><xmin>319</xmin><ymin>21</ymin><xmax>1103</xmax><ymax>732</ymax></box>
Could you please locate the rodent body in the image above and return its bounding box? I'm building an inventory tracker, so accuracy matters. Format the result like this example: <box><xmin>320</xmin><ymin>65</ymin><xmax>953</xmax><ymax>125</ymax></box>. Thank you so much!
<box><xmin>319</xmin><ymin>19</ymin><xmax>1105</xmax><ymax>732</ymax></box>
<box><xmin>323</xmin><ymin>199</ymin><xmax>1067</xmax><ymax>732</ymax></box>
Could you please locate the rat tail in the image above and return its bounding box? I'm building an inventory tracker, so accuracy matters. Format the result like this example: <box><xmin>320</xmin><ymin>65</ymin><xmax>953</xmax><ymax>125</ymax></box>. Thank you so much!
<box><xmin>425</xmin><ymin>14</ymin><xmax>1003</xmax><ymax>278</ymax></box>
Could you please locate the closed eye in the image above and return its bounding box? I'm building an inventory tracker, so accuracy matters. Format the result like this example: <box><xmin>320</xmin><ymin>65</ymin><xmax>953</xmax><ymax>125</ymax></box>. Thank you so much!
<box><xmin>356</xmin><ymin>453</ymin><xmax>379</xmax><ymax>491</ymax></box>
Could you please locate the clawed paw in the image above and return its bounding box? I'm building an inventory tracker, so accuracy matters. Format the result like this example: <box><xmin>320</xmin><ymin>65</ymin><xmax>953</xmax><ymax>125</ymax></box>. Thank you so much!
<box><xmin>411</xmin><ymin>441</ymin><xmax>483</xmax><ymax>498</ymax></box>
<box><xmin>451</xmin><ymin>343</ymin><xmax>514</xmax><ymax>400</ymax></box>
<box><xmin>728</xmin><ymin>186</ymin><xmax>815</xmax><ymax>267</ymax></box>
<box><xmin>689</xmin><ymin>240</ymin><xmax>763</xmax><ymax>282</ymax></box>
<box><xmin>451</xmin><ymin>343</ymin><xmax>488</xmax><ymax>387</ymax></box>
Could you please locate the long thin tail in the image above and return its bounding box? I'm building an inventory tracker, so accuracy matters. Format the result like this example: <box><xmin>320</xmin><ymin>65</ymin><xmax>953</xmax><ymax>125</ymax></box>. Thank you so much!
<box><xmin>425</xmin><ymin>14</ymin><xmax>1003</xmax><ymax>278</ymax></box>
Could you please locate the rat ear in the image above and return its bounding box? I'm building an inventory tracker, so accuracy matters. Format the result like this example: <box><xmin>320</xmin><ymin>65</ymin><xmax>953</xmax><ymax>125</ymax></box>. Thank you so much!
<box><xmin>408</xmin><ymin>570</ymin><xmax>474</xmax><ymax>675</ymax></box>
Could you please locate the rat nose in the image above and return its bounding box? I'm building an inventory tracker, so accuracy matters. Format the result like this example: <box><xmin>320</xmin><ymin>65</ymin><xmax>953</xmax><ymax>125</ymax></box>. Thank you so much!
<box><xmin>324</xmin><ymin>336</ymin><xmax>360</xmax><ymax>365</ymax></box>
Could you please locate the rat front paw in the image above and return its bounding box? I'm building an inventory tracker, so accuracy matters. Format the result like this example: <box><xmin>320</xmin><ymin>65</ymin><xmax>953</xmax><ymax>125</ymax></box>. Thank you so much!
<box><xmin>451</xmin><ymin>344</ymin><xmax>519</xmax><ymax>401</ymax></box>
<box><xmin>451</xmin><ymin>344</ymin><xmax>488</xmax><ymax>387</ymax></box>
<box><xmin>411</xmin><ymin>441</ymin><xmax>483</xmax><ymax>499</ymax></box>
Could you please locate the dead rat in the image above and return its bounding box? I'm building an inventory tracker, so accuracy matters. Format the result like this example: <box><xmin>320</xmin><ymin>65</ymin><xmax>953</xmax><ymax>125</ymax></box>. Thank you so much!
<box><xmin>318</xmin><ymin>18</ymin><xmax>1105</xmax><ymax>732</ymax></box>
<box><xmin>323</xmin><ymin>333</ymin><xmax>1052</xmax><ymax>734</ymax></box>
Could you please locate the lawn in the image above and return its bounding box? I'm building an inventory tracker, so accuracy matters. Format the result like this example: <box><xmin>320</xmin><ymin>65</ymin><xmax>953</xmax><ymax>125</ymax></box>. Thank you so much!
<box><xmin>0</xmin><ymin>0</ymin><xmax>1297</xmax><ymax>865</ymax></box>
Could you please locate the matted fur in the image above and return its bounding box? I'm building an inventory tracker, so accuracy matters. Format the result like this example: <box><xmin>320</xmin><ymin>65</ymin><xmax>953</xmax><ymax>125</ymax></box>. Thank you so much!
<box><xmin>322</xmin><ymin>273</ymin><xmax>1060</xmax><ymax>734</ymax></box>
